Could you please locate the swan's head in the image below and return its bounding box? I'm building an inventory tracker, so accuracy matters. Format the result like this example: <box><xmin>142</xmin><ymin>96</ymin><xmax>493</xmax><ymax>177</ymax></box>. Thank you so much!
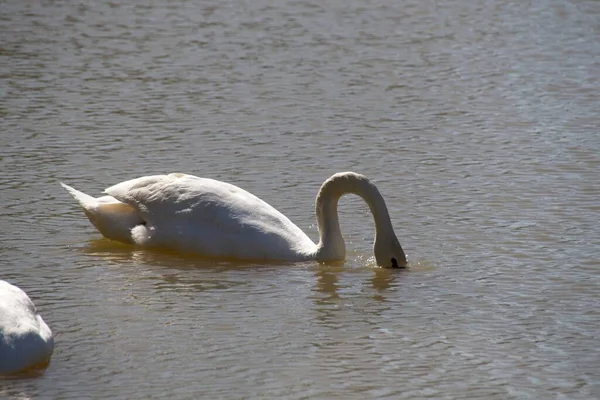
<box><xmin>374</xmin><ymin>234</ymin><xmax>407</xmax><ymax>268</ymax></box>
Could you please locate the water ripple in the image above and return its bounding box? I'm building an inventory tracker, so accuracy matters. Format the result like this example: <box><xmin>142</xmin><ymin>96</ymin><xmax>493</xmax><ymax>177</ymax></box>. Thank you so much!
<box><xmin>2</xmin><ymin>0</ymin><xmax>599</xmax><ymax>398</ymax></box>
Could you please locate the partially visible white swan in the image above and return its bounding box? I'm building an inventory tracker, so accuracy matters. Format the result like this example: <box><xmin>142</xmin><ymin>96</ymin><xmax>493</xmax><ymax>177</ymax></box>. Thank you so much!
<box><xmin>0</xmin><ymin>280</ymin><xmax>54</xmax><ymax>374</ymax></box>
<box><xmin>61</xmin><ymin>172</ymin><xmax>407</xmax><ymax>268</ymax></box>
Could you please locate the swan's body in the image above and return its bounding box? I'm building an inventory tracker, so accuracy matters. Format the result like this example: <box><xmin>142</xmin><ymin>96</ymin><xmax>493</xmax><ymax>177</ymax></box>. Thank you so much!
<box><xmin>61</xmin><ymin>172</ymin><xmax>406</xmax><ymax>268</ymax></box>
<box><xmin>0</xmin><ymin>280</ymin><xmax>54</xmax><ymax>374</ymax></box>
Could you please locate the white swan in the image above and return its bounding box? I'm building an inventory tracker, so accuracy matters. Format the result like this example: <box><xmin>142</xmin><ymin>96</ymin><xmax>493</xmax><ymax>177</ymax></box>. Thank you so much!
<box><xmin>61</xmin><ymin>172</ymin><xmax>407</xmax><ymax>268</ymax></box>
<box><xmin>0</xmin><ymin>280</ymin><xmax>54</xmax><ymax>374</ymax></box>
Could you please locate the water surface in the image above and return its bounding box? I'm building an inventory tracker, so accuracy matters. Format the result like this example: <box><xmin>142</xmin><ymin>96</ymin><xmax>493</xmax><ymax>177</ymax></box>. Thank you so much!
<box><xmin>1</xmin><ymin>0</ymin><xmax>599</xmax><ymax>398</ymax></box>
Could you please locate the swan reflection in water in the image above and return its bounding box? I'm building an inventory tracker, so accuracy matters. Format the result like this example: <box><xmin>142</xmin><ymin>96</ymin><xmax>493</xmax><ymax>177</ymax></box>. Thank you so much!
<box><xmin>78</xmin><ymin>239</ymin><xmax>410</xmax><ymax>349</ymax></box>
<box><xmin>79</xmin><ymin>238</ymin><xmax>407</xmax><ymax>300</ymax></box>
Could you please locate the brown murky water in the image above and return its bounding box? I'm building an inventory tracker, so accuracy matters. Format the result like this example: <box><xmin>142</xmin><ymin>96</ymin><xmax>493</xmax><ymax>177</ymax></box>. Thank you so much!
<box><xmin>1</xmin><ymin>0</ymin><xmax>599</xmax><ymax>398</ymax></box>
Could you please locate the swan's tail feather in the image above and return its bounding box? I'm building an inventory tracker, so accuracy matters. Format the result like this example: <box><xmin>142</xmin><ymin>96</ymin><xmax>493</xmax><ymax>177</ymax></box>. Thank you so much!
<box><xmin>60</xmin><ymin>182</ymin><xmax>97</xmax><ymax>208</ymax></box>
<box><xmin>60</xmin><ymin>182</ymin><xmax>142</xmax><ymax>244</ymax></box>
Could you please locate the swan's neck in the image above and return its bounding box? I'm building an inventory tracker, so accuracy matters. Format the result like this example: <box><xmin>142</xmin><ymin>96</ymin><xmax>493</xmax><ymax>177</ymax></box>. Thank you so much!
<box><xmin>313</xmin><ymin>172</ymin><xmax>398</xmax><ymax>262</ymax></box>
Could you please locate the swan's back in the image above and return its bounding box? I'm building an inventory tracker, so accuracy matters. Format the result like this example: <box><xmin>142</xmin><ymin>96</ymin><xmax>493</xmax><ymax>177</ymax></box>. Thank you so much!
<box><xmin>0</xmin><ymin>280</ymin><xmax>54</xmax><ymax>374</ymax></box>
<box><xmin>105</xmin><ymin>173</ymin><xmax>316</xmax><ymax>260</ymax></box>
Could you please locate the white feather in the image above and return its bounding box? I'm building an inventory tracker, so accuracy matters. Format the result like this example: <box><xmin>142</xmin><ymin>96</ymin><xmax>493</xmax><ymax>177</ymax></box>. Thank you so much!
<box><xmin>61</xmin><ymin>172</ymin><xmax>407</xmax><ymax>267</ymax></box>
<box><xmin>0</xmin><ymin>280</ymin><xmax>54</xmax><ymax>374</ymax></box>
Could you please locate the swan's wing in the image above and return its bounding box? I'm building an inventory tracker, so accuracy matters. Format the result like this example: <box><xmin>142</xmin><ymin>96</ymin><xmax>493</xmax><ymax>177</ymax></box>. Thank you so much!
<box><xmin>104</xmin><ymin>173</ymin><xmax>280</xmax><ymax>229</ymax></box>
<box><xmin>104</xmin><ymin>174</ymin><xmax>174</xmax><ymax>217</ymax></box>
<box><xmin>0</xmin><ymin>281</ymin><xmax>36</xmax><ymax>331</ymax></box>
<box><xmin>104</xmin><ymin>173</ymin><xmax>315</xmax><ymax>258</ymax></box>
<box><xmin>0</xmin><ymin>281</ymin><xmax>54</xmax><ymax>374</ymax></box>
<box><xmin>0</xmin><ymin>280</ymin><xmax>51</xmax><ymax>340</ymax></box>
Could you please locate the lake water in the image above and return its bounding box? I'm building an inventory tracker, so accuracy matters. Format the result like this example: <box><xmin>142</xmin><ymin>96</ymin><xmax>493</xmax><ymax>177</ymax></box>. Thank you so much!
<box><xmin>1</xmin><ymin>0</ymin><xmax>599</xmax><ymax>398</ymax></box>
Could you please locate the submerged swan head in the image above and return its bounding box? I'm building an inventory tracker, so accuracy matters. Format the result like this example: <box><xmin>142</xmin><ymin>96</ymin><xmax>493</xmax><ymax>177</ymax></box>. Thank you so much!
<box><xmin>373</xmin><ymin>230</ymin><xmax>407</xmax><ymax>268</ymax></box>
<box><xmin>314</xmin><ymin>172</ymin><xmax>407</xmax><ymax>268</ymax></box>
